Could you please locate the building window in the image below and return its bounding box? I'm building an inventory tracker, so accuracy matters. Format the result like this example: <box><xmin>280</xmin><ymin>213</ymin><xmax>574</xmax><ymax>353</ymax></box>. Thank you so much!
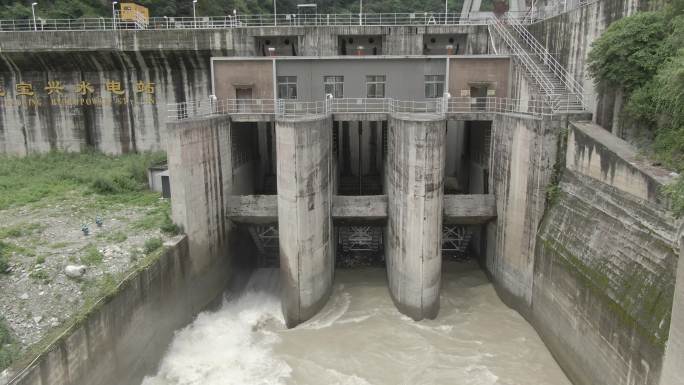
<box><xmin>425</xmin><ymin>75</ymin><xmax>445</xmax><ymax>98</ymax></box>
<box><xmin>324</xmin><ymin>76</ymin><xmax>344</xmax><ymax>98</ymax></box>
<box><xmin>277</xmin><ymin>76</ymin><xmax>297</xmax><ymax>99</ymax></box>
<box><xmin>366</xmin><ymin>75</ymin><xmax>386</xmax><ymax>98</ymax></box>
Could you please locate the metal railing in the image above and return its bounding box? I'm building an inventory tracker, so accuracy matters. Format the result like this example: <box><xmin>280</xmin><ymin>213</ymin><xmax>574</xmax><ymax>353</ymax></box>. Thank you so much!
<box><xmin>0</xmin><ymin>0</ymin><xmax>606</xmax><ymax>33</ymax></box>
<box><xmin>329</xmin><ymin>98</ymin><xmax>392</xmax><ymax>113</ymax></box>
<box><xmin>168</xmin><ymin>96</ymin><xmax>557</xmax><ymax>121</ymax></box>
<box><xmin>487</xmin><ymin>18</ymin><xmax>556</xmax><ymax>97</ymax></box>
<box><xmin>277</xmin><ymin>100</ymin><xmax>328</xmax><ymax>118</ymax></box>
<box><xmin>0</xmin><ymin>12</ymin><xmax>488</xmax><ymax>32</ymax></box>
<box><xmin>447</xmin><ymin>96</ymin><xmax>552</xmax><ymax>115</ymax></box>
<box><xmin>506</xmin><ymin>17</ymin><xmax>586</xmax><ymax>109</ymax></box>
<box><xmin>167</xmin><ymin>98</ymin><xmax>276</xmax><ymax>120</ymax></box>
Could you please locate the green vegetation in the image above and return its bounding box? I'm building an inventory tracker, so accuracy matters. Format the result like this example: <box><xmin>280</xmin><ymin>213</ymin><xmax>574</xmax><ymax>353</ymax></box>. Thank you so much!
<box><xmin>143</xmin><ymin>237</ymin><xmax>163</xmax><ymax>254</ymax></box>
<box><xmin>80</xmin><ymin>244</ymin><xmax>103</xmax><ymax>266</ymax></box>
<box><xmin>588</xmin><ymin>2</ymin><xmax>684</xmax><ymax>215</ymax></box>
<box><xmin>0</xmin><ymin>318</ymin><xmax>19</xmax><ymax>371</ymax></box>
<box><xmin>0</xmin><ymin>151</ymin><xmax>166</xmax><ymax>211</ymax></box>
<box><xmin>0</xmin><ymin>241</ymin><xmax>10</xmax><ymax>274</ymax></box>
<box><xmin>0</xmin><ymin>0</ymin><xmax>466</xmax><ymax>20</ymax></box>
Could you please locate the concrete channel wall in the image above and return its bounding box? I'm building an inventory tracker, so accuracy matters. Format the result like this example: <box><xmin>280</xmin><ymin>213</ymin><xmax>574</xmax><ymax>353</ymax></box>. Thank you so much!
<box><xmin>8</xmin><ymin>236</ymin><xmax>235</xmax><ymax>385</ymax></box>
<box><xmin>524</xmin><ymin>121</ymin><xmax>680</xmax><ymax>385</ymax></box>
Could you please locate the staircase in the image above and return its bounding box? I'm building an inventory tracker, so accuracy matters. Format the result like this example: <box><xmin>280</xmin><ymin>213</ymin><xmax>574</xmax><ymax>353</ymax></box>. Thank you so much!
<box><xmin>488</xmin><ymin>17</ymin><xmax>586</xmax><ymax>113</ymax></box>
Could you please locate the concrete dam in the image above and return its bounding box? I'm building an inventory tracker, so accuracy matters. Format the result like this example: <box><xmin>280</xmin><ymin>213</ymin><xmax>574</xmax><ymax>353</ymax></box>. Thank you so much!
<box><xmin>2</xmin><ymin>1</ymin><xmax>684</xmax><ymax>385</ymax></box>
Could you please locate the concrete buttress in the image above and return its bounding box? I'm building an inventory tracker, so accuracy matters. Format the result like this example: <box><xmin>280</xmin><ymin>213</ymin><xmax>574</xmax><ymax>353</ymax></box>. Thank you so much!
<box><xmin>276</xmin><ymin>115</ymin><xmax>335</xmax><ymax>328</ymax></box>
<box><xmin>385</xmin><ymin>114</ymin><xmax>446</xmax><ymax>320</ymax></box>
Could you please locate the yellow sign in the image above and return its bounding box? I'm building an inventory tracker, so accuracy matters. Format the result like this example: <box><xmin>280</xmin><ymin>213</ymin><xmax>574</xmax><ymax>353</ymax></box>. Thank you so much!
<box><xmin>105</xmin><ymin>80</ymin><xmax>125</xmax><ymax>95</ymax></box>
<box><xmin>0</xmin><ymin>80</ymin><xmax>157</xmax><ymax>107</ymax></box>
<box><xmin>45</xmin><ymin>80</ymin><xmax>65</xmax><ymax>95</ymax></box>
<box><xmin>135</xmin><ymin>81</ymin><xmax>155</xmax><ymax>94</ymax></box>
<box><xmin>75</xmin><ymin>81</ymin><xmax>95</xmax><ymax>95</ymax></box>
<box><xmin>16</xmin><ymin>82</ymin><xmax>35</xmax><ymax>96</ymax></box>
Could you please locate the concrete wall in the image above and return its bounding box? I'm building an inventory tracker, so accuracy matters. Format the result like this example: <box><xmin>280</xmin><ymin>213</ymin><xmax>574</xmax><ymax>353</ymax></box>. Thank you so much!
<box><xmin>532</xmin><ymin>171</ymin><xmax>678</xmax><ymax>385</ymax></box>
<box><xmin>527</xmin><ymin>0</ymin><xmax>653</xmax><ymax>134</ymax></box>
<box><xmin>212</xmin><ymin>59</ymin><xmax>274</xmax><ymax>100</ymax></box>
<box><xmin>448</xmin><ymin>57</ymin><xmax>511</xmax><ymax>98</ymax></box>
<box><xmin>276</xmin><ymin>116</ymin><xmax>334</xmax><ymax>327</ymax></box>
<box><xmin>0</xmin><ymin>25</ymin><xmax>493</xmax><ymax>156</ymax></box>
<box><xmin>8</xmin><ymin>235</ymin><xmax>236</xmax><ymax>385</ymax></box>
<box><xmin>489</xmin><ymin>114</ymin><xmax>562</xmax><ymax>305</ymax></box>
<box><xmin>566</xmin><ymin>121</ymin><xmax>673</xmax><ymax>205</ymax></box>
<box><xmin>487</xmin><ymin>115</ymin><xmax>680</xmax><ymax>385</ymax></box>
<box><xmin>276</xmin><ymin>57</ymin><xmax>447</xmax><ymax>101</ymax></box>
<box><xmin>168</xmin><ymin>115</ymin><xmax>235</xmax><ymax>271</ymax></box>
<box><xmin>660</xmin><ymin>232</ymin><xmax>684</xmax><ymax>385</ymax></box>
<box><xmin>385</xmin><ymin>114</ymin><xmax>445</xmax><ymax>320</ymax></box>
<box><xmin>0</xmin><ymin>50</ymin><xmax>211</xmax><ymax>155</ymax></box>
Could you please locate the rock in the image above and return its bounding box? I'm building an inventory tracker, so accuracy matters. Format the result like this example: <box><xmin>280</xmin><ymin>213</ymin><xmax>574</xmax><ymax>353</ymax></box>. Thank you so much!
<box><xmin>19</xmin><ymin>293</ymin><xmax>29</xmax><ymax>300</ymax></box>
<box><xmin>33</xmin><ymin>316</ymin><xmax>42</xmax><ymax>324</ymax></box>
<box><xmin>64</xmin><ymin>265</ymin><xmax>86</xmax><ymax>278</ymax></box>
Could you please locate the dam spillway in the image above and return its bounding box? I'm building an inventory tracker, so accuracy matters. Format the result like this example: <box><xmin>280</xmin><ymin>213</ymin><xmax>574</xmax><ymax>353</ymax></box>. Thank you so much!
<box><xmin>2</xmin><ymin>4</ymin><xmax>684</xmax><ymax>385</ymax></box>
<box><xmin>142</xmin><ymin>264</ymin><xmax>573</xmax><ymax>385</ymax></box>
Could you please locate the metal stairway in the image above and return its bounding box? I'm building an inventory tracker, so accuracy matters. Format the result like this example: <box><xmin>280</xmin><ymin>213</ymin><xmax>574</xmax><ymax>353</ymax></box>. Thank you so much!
<box><xmin>488</xmin><ymin>17</ymin><xmax>586</xmax><ymax>113</ymax></box>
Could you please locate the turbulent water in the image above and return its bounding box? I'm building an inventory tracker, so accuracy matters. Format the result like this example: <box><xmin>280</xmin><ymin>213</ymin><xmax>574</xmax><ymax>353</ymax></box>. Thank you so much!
<box><xmin>142</xmin><ymin>261</ymin><xmax>571</xmax><ymax>385</ymax></box>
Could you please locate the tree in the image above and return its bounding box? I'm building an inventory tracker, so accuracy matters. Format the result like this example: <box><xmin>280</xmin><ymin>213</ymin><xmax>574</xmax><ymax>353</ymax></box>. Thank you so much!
<box><xmin>588</xmin><ymin>12</ymin><xmax>669</xmax><ymax>93</ymax></box>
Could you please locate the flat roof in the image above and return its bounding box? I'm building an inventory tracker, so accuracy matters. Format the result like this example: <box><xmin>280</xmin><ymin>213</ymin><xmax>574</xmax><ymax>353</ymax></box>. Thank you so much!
<box><xmin>211</xmin><ymin>54</ymin><xmax>512</xmax><ymax>62</ymax></box>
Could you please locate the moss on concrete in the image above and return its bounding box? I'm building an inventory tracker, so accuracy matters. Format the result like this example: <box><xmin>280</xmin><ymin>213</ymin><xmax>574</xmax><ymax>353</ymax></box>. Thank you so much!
<box><xmin>540</xmin><ymin>233</ymin><xmax>674</xmax><ymax>348</ymax></box>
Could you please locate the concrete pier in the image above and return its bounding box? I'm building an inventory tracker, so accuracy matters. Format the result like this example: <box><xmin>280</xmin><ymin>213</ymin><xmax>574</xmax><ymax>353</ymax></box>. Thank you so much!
<box><xmin>385</xmin><ymin>114</ymin><xmax>446</xmax><ymax>320</ymax></box>
<box><xmin>276</xmin><ymin>116</ymin><xmax>335</xmax><ymax>327</ymax></box>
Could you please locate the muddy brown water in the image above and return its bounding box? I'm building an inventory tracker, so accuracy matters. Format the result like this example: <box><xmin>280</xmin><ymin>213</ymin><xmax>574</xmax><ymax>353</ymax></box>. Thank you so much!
<box><xmin>142</xmin><ymin>261</ymin><xmax>571</xmax><ymax>385</ymax></box>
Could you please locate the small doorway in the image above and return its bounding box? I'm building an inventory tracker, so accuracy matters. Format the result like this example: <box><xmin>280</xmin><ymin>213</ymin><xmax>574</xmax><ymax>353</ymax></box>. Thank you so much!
<box><xmin>236</xmin><ymin>87</ymin><xmax>253</xmax><ymax>113</ymax></box>
<box><xmin>470</xmin><ymin>84</ymin><xmax>488</xmax><ymax>111</ymax></box>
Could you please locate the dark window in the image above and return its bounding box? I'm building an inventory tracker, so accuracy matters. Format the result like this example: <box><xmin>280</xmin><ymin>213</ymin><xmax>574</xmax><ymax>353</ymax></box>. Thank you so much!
<box><xmin>366</xmin><ymin>75</ymin><xmax>386</xmax><ymax>98</ymax></box>
<box><xmin>277</xmin><ymin>76</ymin><xmax>297</xmax><ymax>99</ymax></box>
<box><xmin>425</xmin><ymin>75</ymin><xmax>445</xmax><ymax>98</ymax></box>
<box><xmin>324</xmin><ymin>76</ymin><xmax>344</xmax><ymax>98</ymax></box>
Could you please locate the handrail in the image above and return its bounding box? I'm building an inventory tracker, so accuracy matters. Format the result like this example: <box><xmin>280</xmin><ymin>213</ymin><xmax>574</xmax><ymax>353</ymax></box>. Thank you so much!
<box><xmin>0</xmin><ymin>1</ymin><xmax>604</xmax><ymax>33</ymax></box>
<box><xmin>487</xmin><ymin>18</ymin><xmax>556</xmax><ymax>98</ymax></box>
<box><xmin>506</xmin><ymin>17</ymin><xmax>585</xmax><ymax>107</ymax></box>
<box><xmin>0</xmin><ymin>12</ymin><xmax>487</xmax><ymax>32</ymax></box>
<box><xmin>168</xmin><ymin>96</ymin><xmax>556</xmax><ymax>121</ymax></box>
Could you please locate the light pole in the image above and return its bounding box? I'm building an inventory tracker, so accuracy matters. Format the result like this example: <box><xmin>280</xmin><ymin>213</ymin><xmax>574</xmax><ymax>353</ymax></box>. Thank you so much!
<box><xmin>445</xmin><ymin>0</ymin><xmax>448</xmax><ymax>24</ymax></box>
<box><xmin>31</xmin><ymin>2</ymin><xmax>38</xmax><ymax>31</ymax></box>
<box><xmin>112</xmin><ymin>1</ymin><xmax>118</xmax><ymax>30</ymax></box>
<box><xmin>192</xmin><ymin>0</ymin><xmax>198</xmax><ymax>29</ymax></box>
<box><xmin>273</xmin><ymin>0</ymin><xmax>277</xmax><ymax>26</ymax></box>
<box><xmin>359</xmin><ymin>0</ymin><xmax>363</xmax><ymax>26</ymax></box>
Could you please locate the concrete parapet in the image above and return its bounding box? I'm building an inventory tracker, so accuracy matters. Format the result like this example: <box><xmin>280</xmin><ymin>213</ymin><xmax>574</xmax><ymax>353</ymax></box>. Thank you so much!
<box><xmin>443</xmin><ymin>194</ymin><xmax>496</xmax><ymax>224</ymax></box>
<box><xmin>226</xmin><ymin>195</ymin><xmax>278</xmax><ymax>223</ymax></box>
<box><xmin>385</xmin><ymin>113</ymin><xmax>446</xmax><ymax>320</ymax></box>
<box><xmin>567</xmin><ymin>121</ymin><xmax>676</xmax><ymax>206</ymax></box>
<box><xmin>276</xmin><ymin>115</ymin><xmax>334</xmax><ymax>327</ymax></box>
<box><xmin>332</xmin><ymin>195</ymin><xmax>388</xmax><ymax>223</ymax></box>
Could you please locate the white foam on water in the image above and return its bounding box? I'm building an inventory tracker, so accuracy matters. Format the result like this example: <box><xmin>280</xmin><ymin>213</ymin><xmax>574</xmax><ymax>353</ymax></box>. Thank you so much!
<box><xmin>296</xmin><ymin>286</ymin><xmax>351</xmax><ymax>330</ymax></box>
<box><xmin>142</xmin><ymin>270</ymin><xmax>291</xmax><ymax>385</ymax></box>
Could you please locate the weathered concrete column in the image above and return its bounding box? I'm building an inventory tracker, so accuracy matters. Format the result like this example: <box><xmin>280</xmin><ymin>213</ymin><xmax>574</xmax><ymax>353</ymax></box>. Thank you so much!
<box><xmin>385</xmin><ymin>114</ymin><xmax>446</xmax><ymax>320</ymax></box>
<box><xmin>276</xmin><ymin>115</ymin><xmax>334</xmax><ymax>328</ymax></box>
